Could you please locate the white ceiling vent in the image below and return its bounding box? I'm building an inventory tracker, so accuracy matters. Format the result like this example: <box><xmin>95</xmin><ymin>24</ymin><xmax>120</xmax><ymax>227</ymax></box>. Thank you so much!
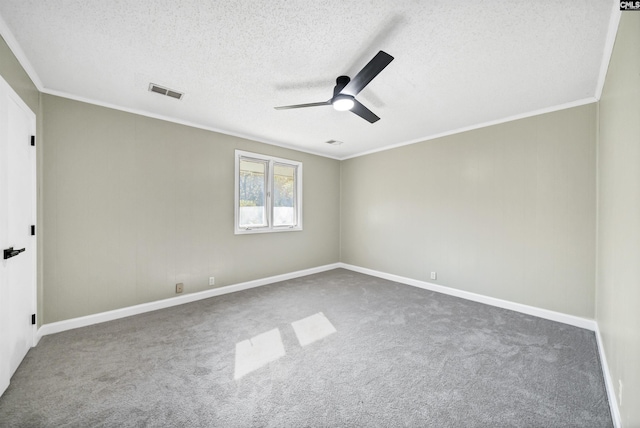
<box><xmin>148</xmin><ymin>83</ymin><xmax>184</xmax><ymax>100</ymax></box>
<box><xmin>325</xmin><ymin>140</ymin><xmax>344</xmax><ymax>146</ymax></box>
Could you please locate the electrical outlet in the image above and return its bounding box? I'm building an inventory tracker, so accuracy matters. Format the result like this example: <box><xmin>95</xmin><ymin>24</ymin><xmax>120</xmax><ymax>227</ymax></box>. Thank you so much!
<box><xmin>430</xmin><ymin>272</ymin><xmax>437</xmax><ymax>280</ymax></box>
<box><xmin>209</xmin><ymin>277</ymin><xmax>215</xmax><ymax>286</ymax></box>
<box><xmin>176</xmin><ymin>283</ymin><xmax>184</xmax><ymax>294</ymax></box>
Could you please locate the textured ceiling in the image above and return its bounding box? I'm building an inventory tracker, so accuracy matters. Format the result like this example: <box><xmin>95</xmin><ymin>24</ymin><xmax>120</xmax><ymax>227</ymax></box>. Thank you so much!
<box><xmin>0</xmin><ymin>1</ymin><xmax>617</xmax><ymax>159</ymax></box>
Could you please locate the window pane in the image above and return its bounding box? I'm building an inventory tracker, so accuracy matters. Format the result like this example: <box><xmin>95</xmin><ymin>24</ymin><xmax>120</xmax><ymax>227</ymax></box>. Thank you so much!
<box><xmin>234</xmin><ymin>150</ymin><xmax>302</xmax><ymax>234</ymax></box>
<box><xmin>273</xmin><ymin>164</ymin><xmax>296</xmax><ymax>227</ymax></box>
<box><xmin>239</xmin><ymin>159</ymin><xmax>267</xmax><ymax>228</ymax></box>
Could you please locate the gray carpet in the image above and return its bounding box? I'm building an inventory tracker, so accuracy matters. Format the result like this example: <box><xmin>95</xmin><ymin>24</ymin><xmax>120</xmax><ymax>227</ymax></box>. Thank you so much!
<box><xmin>0</xmin><ymin>269</ymin><xmax>612</xmax><ymax>427</ymax></box>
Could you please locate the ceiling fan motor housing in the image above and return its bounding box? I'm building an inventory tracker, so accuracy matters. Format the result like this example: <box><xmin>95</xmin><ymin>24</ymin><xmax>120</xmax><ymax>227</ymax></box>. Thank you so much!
<box><xmin>333</xmin><ymin>76</ymin><xmax>351</xmax><ymax>97</ymax></box>
<box><xmin>274</xmin><ymin>51</ymin><xmax>394</xmax><ymax>123</ymax></box>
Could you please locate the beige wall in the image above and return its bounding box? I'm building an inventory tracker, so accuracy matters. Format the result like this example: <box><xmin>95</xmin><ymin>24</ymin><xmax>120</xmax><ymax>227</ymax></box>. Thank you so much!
<box><xmin>597</xmin><ymin>12</ymin><xmax>640</xmax><ymax>427</ymax></box>
<box><xmin>4</xmin><ymin>23</ymin><xmax>639</xmax><ymax>425</ymax></box>
<box><xmin>41</xmin><ymin>95</ymin><xmax>340</xmax><ymax>323</ymax></box>
<box><xmin>0</xmin><ymin>36</ymin><xmax>38</xmax><ymax>114</ymax></box>
<box><xmin>341</xmin><ymin>104</ymin><xmax>597</xmax><ymax>318</ymax></box>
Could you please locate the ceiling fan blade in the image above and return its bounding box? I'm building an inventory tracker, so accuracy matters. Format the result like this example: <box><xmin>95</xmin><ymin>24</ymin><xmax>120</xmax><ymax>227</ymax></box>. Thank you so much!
<box><xmin>341</xmin><ymin>51</ymin><xmax>394</xmax><ymax>97</ymax></box>
<box><xmin>274</xmin><ymin>101</ymin><xmax>331</xmax><ymax>110</ymax></box>
<box><xmin>350</xmin><ymin>100</ymin><xmax>380</xmax><ymax>123</ymax></box>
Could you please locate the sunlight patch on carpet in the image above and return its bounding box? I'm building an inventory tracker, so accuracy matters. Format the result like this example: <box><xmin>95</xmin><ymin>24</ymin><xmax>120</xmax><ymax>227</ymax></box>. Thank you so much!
<box><xmin>234</xmin><ymin>328</ymin><xmax>285</xmax><ymax>379</ymax></box>
<box><xmin>291</xmin><ymin>312</ymin><xmax>337</xmax><ymax>347</ymax></box>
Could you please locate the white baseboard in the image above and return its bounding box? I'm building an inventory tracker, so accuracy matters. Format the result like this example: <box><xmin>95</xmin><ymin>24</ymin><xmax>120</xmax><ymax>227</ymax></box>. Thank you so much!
<box><xmin>337</xmin><ymin>263</ymin><xmax>597</xmax><ymax>331</ymax></box>
<box><xmin>40</xmin><ymin>263</ymin><xmax>597</xmax><ymax>346</ymax></box>
<box><xmin>35</xmin><ymin>262</ymin><xmax>616</xmax><ymax>425</ymax></box>
<box><xmin>336</xmin><ymin>264</ymin><xmax>623</xmax><ymax>423</ymax></box>
<box><xmin>595</xmin><ymin>324</ymin><xmax>621</xmax><ymax>428</ymax></box>
<box><xmin>38</xmin><ymin>261</ymin><xmax>597</xmax><ymax>335</ymax></box>
<box><xmin>36</xmin><ymin>263</ymin><xmax>341</xmax><ymax>341</ymax></box>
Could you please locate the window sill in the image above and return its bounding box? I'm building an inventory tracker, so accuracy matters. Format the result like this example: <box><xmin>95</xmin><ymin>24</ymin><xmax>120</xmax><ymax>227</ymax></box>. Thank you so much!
<box><xmin>234</xmin><ymin>226</ymin><xmax>303</xmax><ymax>235</ymax></box>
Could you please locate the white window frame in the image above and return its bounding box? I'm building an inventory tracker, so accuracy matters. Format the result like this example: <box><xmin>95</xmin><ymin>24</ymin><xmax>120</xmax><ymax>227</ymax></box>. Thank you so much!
<box><xmin>234</xmin><ymin>150</ymin><xmax>303</xmax><ymax>234</ymax></box>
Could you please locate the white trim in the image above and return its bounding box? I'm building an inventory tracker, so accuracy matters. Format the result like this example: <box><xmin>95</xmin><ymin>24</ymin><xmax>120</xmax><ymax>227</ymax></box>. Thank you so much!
<box><xmin>340</xmin><ymin>98</ymin><xmax>598</xmax><ymax>160</ymax></box>
<box><xmin>338</xmin><ymin>263</ymin><xmax>597</xmax><ymax>331</ymax></box>
<box><xmin>38</xmin><ymin>89</ymin><xmax>600</xmax><ymax>163</ymax></box>
<box><xmin>234</xmin><ymin>150</ymin><xmax>303</xmax><ymax>234</ymax></box>
<box><xmin>0</xmin><ymin>10</ymin><xmax>603</xmax><ymax>164</ymax></box>
<box><xmin>0</xmin><ymin>73</ymin><xmax>38</xmax><ymax>350</ymax></box>
<box><xmin>36</xmin><ymin>262</ymin><xmax>598</xmax><ymax>340</ymax></box>
<box><xmin>0</xmin><ymin>13</ymin><xmax>44</xmax><ymax>90</ymax></box>
<box><xmin>0</xmin><ymin>16</ymin><xmax>339</xmax><ymax>161</ymax></box>
<box><xmin>36</xmin><ymin>263</ymin><xmax>340</xmax><ymax>340</ymax></box>
<box><xmin>0</xmin><ymin>73</ymin><xmax>36</xmax><ymax>130</ymax></box>
<box><xmin>0</xmin><ymin>7</ymin><xmax>609</xmax><ymax>163</ymax></box>
<box><xmin>595</xmin><ymin>324</ymin><xmax>621</xmax><ymax>428</ymax></box>
<box><xmin>34</xmin><ymin>261</ymin><xmax>616</xmax><ymax>426</ymax></box>
<box><xmin>40</xmin><ymin>88</ymin><xmax>342</xmax><ymax>161</ymax></box>
<box><xmin>595</xmin><ymin>4</ymin><xmax>622</xmax><ymax>101</ymax></box>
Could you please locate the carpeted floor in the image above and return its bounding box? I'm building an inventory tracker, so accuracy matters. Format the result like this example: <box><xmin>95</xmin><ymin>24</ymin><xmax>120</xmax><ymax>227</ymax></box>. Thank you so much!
<box><xmin>0</xmin><ymin>269</ymin><xmax>612</xmax><ymax>427</ymax></box>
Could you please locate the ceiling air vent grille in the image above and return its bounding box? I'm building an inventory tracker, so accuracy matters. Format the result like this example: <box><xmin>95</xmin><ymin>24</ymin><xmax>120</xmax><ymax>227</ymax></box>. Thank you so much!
<box><xmin>148</xmin><ymin>83</ymin><xmax>184</xmax><ymax>100</ymax></box>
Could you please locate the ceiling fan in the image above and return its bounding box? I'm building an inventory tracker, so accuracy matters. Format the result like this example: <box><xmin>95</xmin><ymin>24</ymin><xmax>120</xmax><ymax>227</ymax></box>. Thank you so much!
<box><xmin>274</xmin><ymin>51</ymin><xmax>394</xmax><ymax>123</ymax></box>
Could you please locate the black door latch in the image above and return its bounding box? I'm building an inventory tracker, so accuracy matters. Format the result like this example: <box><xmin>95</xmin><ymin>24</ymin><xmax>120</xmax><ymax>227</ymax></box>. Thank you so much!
<box><xmin>3</xmin><ymin>247</ymin><xmax>26</xmax><ymax>260</ymax></box>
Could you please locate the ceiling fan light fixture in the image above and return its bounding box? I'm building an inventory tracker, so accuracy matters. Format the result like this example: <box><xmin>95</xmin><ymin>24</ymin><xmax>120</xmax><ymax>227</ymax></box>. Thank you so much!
<box><xmin>274</xmin><ymin>51</ymin><xmax>393</xmax><ymax>123</ymax></box>
<box><xmin>332</xmin><ymin>95</ymin><xmax>354</xmax><ymax>111</ymax></box>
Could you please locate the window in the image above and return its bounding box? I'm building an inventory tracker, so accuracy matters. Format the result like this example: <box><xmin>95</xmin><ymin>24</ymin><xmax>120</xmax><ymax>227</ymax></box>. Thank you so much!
<box><xmin>235</xmin><ymin>150</ymin><xmax>302</xmax><ymax>234</ymax></box>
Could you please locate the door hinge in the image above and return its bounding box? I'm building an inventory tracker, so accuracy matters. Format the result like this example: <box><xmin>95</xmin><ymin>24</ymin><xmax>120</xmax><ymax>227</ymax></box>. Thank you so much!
<box><xmin>31</xmin><ymin>225</ymin><xmax>35</xmax><ymax>236</ymax></box>
<box><xmin>30</xmin><ymin>135</ymin><xmax>35</xmax><ymax>146</ymax></box>
<box><xmin>31</xmin><ymin>314</ymin><xmax>36</xmax><ymax>325</ymax></box>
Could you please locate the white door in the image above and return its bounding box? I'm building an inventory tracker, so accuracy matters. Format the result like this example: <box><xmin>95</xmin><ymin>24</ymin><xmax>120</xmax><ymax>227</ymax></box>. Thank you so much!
<box><xmin>0</xmin><ymin>74</ymin><xmax>36</xmax><ymax>397</ymax></box>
